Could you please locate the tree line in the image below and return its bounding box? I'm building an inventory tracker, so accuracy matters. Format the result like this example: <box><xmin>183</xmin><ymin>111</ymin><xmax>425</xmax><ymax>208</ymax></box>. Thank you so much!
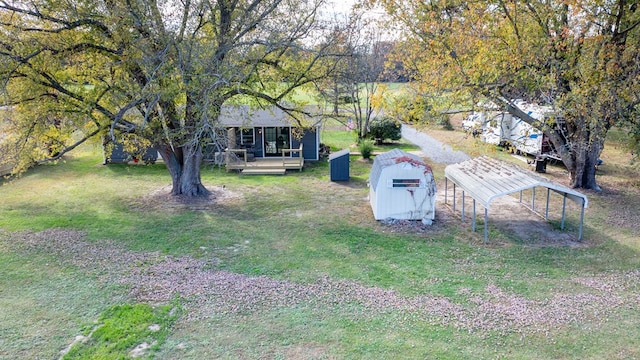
<box><xmin>2</xmin><ymin>0</ymin><xmax>639</xmax><ymax>194</ymax></box>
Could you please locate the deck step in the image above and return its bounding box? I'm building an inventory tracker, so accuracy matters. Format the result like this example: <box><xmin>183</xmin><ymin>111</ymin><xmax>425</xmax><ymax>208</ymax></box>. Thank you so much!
<box><xmin>240</xmin><ymin>168</ymin><xmax>286</xmax><ymax>175</ymax></box>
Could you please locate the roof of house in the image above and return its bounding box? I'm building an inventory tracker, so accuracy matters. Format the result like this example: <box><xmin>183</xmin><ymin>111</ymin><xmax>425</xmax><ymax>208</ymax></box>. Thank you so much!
<box><xmin>217</xmin><ymin>105</ymin><xmax>321</xmax><ymax>127</ymax></box>
<box><xmin>444</xmin><ymin>156</ymin><xmax>588</xmax><ymax>210</ymax></box>
<box><xmin>369</xmin><ymin>149</ymin><xmax>431</xmax><ymax>190</ymax></box>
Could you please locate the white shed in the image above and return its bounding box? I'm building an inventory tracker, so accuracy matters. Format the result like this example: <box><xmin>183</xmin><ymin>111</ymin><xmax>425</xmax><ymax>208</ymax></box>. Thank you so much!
<box><xmin>369</xmin><ymin>149</ymin><xmax>437</xmax><ymax>222</ymax></box>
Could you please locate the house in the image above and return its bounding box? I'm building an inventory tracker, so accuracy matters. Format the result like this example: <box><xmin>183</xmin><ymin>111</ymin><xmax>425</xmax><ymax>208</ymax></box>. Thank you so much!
<box><xmin>217</xmin><ymin>105</ymin><xmax>321</xmax><ymax>162</ymax></box>
<box><xmin>369</xmin><ymin>149</ymin><xmax>437</xmax><ymax>223</ymax></box>
<box><xmin>101</xmin><ymin>105</ymin><xmax>321</xmax><ymax>173</ymax></box>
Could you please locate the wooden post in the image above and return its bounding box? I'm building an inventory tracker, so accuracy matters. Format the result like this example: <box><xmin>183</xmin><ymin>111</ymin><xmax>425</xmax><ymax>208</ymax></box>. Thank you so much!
<box><xmin>226</xmin><ymin>128</ymin><xmax>236</xmax><ymax>168</ymax></box>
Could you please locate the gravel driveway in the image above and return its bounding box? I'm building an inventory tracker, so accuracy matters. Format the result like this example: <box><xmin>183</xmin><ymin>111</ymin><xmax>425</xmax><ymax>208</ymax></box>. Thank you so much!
<box><xmin>401</xmin><ymin>125</ymin><xmax>470</xmax><ymax>164</ymax></box>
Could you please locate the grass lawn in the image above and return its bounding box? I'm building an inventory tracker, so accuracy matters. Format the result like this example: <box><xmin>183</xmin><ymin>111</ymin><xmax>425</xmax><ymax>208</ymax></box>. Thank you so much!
<box><xmin>1</xmin><ymin>122</ymin><xmax>639</xmax><ymax>359</ymax></box>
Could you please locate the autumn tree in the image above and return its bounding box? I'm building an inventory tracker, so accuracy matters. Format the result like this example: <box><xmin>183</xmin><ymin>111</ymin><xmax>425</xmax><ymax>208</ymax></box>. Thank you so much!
<box><xmin>344</xmin><ymin>15</ymin><xmax>387</xmax><ymax>139</ymax></box>
<box><xmin>0</xmin><ymin>0</ymin><xmax>340</xmax><ymax>196</ymax></box>
<box><xmin>314</xmin><ymin>8</ymin><xmax>389</xmax><ymax>139</ymax></box>
<box><xmin>374</xmin><ymin>0</ymin><xmax>640</xmax><ymax>190</ymax></box>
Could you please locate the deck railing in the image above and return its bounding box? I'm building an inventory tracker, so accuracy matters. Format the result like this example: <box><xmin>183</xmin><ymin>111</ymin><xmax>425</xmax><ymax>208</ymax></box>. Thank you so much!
<box><xmin>225</xmin><ymin>144</ymin><xmax>304</xmax><ymax>173</ymax></box>
<box><xmin>281</xmin><ymin>144</ymin><xmax>303</xmax><ymax>171</ymax></box>
<box><xmin>225</xmin><ymin>148</ymin><xmax>248</xmax><ymax>171</ymax></box>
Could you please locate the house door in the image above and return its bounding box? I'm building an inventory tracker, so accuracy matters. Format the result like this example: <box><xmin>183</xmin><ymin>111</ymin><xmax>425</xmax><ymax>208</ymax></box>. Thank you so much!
<box><xmin>264</xmin><ymin>127</ymin><xmax>290</xmax><ymax>156</ymax></box>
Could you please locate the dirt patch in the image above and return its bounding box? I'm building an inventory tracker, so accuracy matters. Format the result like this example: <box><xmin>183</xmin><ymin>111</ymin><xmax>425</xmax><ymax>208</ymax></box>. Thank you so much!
<box><xmin>3</xmin><ymin>229</ymin><xmax>638</xmax><ymax>336</ymax></box>
<box><xmin>127</xmin><ymin>185</ymin><xmax>244</xmax><ymax>213</ymax></box>
<box><xmin>482</xmin><ymin>195</ymin><xmax>583</xmax><ymax>246</ymax></box>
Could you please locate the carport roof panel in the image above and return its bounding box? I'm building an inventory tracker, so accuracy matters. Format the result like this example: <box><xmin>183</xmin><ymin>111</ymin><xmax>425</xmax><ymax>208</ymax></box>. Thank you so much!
<box><xmin>444</xmin><ymin>156</ymin><xmax>588</xmax><ymax>209</ymax></box>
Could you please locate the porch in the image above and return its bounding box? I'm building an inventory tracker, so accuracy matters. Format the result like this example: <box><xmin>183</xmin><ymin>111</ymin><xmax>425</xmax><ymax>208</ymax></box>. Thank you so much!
<box><xmin>225</xmin><ymin>144</ymin><xmax>304</xmax><ymax>175</ymax></box>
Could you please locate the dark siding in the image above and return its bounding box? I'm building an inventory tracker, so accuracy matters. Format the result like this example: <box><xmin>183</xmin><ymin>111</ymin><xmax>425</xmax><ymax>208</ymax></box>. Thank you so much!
<box><xmin>297</xmin><ymin>128</ymin><xmax>318</xmax><ymax>160</ymax></box>
<box><xmin>329</xmin><ymin>149</ymin><xmax>350</xmax><ymax>181</ymax></box>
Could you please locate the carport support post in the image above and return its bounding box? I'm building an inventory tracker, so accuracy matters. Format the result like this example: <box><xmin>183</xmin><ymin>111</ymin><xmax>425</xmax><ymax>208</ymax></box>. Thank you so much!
<box><xmin>484</xmin><ymin>208</ymin><xmax>488</xmax><ymax>244</ymax></box>
<box><xmin>545</xmin><ymin>189</ymin><xmax>550</xmax><ymax>219</ymax></box>
<box><xmin>561</xmin><ymin>194</ymin><xmax>567</xmax><ymax>230</ymax></box>
<box><xmin>445</xmin><ymin>178</ymin><xmax>448</xmax><ymax>204</ymax></box>
<box><xmin>472</xmin><ymin>199</ymin><xmax>477</xmax><ymax>231</ymax></box>
<box><xmin>579</xmin><ymin>199</ymin><xmax>585</xmax><ymax>240</ymax></box>
<box><xmin>462</xmin><ymin>191</ymin><xmax>466</xmax><ymax>221</ymax></box>
<box><xmin>453</xmin><ymin>184</ymin><xmax>457</xmax><ymax>212</ymax></box>
<box><xmin>531</xmin><ymin>188</ymin><xmax>536</xmax><ymax>211</ymax></box>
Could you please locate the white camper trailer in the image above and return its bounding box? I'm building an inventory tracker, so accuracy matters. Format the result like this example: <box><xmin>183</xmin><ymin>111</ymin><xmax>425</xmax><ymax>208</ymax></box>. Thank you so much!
<box><xmin>463</xmin><ymin>101</ymin><xmax>560</xmax><ymax>160</ymax></box>
<box><xmin>463</xmin><ymin>108</ymin><xmax>514</xmax><ymax>145</ymax></box>
<box><xmin>369</xmin><ymin>149</ymin><xmax>437</xmax><ymax>223</ymax></box>
<box><xmin>507</xmin><ymin>102</ymin><xmax>552</xmax><ymax>157</ymax></box>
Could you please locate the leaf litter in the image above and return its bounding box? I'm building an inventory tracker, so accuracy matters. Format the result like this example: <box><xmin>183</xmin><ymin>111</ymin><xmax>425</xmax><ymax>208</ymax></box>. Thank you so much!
<box><xmin>3</xmin><ymin>228</ymin><xmax>639</xmax><ymax>336</ymax></box>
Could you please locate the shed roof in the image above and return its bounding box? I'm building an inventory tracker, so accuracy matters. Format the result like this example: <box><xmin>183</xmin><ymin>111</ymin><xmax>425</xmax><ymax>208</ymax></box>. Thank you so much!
<box><xmin>369</xmin><ymin>149</ymin><xmax>430</xmax><ymax>190</ymax></box>
<box><xmin>328</xmin><ymin>148</ymin><xmax>350</xmax><ymax>161</ymax></box>
<box><xmin>444</xmin><ymin>156</ymin><xmax>588</xmax><ymax>210</ymax></box>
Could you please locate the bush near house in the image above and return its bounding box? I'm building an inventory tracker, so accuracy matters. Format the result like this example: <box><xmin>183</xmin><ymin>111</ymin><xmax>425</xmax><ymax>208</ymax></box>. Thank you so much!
<box><xmin>368</xmin><ymin>117</ymin><xmax>402</xmax><ymax>144</ymax></box>
<box><xmin>358</xmin><ymin>140</ymin><xmax>374</xmax><ymax>159</ymax></box>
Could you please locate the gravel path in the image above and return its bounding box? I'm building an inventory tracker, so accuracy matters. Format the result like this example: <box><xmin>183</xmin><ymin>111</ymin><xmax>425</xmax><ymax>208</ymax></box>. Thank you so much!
<box><xmin>401</xmin><ymin>125</ymin><xmax>470</xmax><ymax>164</ymax></box>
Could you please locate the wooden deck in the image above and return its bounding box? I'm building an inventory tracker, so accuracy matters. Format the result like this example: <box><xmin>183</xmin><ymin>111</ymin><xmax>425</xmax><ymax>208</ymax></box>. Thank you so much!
<box><xmin>225</xmin><ymin>145</ymin><xmax>304</xmax><ymax>175</ymax></box>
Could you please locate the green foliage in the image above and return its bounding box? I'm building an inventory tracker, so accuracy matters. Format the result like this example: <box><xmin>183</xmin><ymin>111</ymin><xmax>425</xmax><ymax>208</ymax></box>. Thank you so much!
<box><xmin>433</xmin><ymin>113</ymin><xmax>454</xmax><ymax>130</ymax></box>
<box><xmin>386</xmin><ymin>95</ymin><xmax>430</xmax><ymax>124</ymax></box>
<box><xmin>376</xmin><ymin>0</ymin><xmax>640</xmax><ymax>189</ymax></box>
<box><xmin>0</xmin><ymin>0</ymin><xmax>343</xmax><ymax>195</ymax></box>
<box><xmin>368</xmin><ymin>117</ymin><xmax>402</xmax><ymax>142</ymax></box>
<box><xmin>358</xmin><ymin>140</ymin><xmax>374</xmax><ymax>159</ymax></box>
<box><xmin>63</xmin><ymin>302</ymin><xmax>179</xmax><ymax>359</ymax></box>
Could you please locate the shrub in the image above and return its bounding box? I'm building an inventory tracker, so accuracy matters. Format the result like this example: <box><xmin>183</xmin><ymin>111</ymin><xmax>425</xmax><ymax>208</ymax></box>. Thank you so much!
<box><xmin>434</xmin><ymin>113</ymin><xmax>454</xmax><ymax>130</ymax></box>
<box><xmin>368</xmin><ymin>117</ymin><xmax>402</xmax><ymax>143</ymax></box>
<box><xmin>358</xmin><ymin>140</ymin><xmax>374</xmax><ymax>159</ymax></box>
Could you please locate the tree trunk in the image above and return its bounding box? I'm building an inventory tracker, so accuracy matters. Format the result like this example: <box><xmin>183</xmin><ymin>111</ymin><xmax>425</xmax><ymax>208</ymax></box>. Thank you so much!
<box><xmin>158</xmin><ymin>143</ymin><xmax>210</xmax><ymax>197</ymax></box>
<box><xmin>509</xmin><ymin>102</ymin><xmax>605</xmax><ymax>192</ymax></box>
<box><xmin>568</xmin><ymin>139</ymin><xmax>602</xmax><ymax>191</ymax></box>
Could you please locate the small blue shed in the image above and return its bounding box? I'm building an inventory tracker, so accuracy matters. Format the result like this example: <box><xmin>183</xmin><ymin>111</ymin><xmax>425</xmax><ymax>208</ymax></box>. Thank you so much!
<box><xmin>329</xmin><ymin>149</ymin><xmax>350</xmax><ymax>181</ymax></box>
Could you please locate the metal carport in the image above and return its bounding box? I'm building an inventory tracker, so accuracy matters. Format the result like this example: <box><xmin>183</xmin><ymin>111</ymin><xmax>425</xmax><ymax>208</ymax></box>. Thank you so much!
<box><xmin>444</xmin><ymin>156</ymin><xmax>588</xmax><ymax>243</ymax></box>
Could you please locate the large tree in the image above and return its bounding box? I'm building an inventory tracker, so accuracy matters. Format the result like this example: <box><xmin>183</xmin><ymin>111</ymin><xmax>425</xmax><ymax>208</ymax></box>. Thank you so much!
<box><xmin>0</xmin><ymin>0</ymin><xmax>339</xmax><ymax>196</ymax></box>
<box><xmin>374</xmin><ymin>0</ymin><xmax>640</xmax><ymax>190</ymax></box>
<box><xmin>341</xmin><ymin>12</ymin><xmax>387</xmax><ymax>139</ymax></box>
<box><xmin>315</xmin><ymin>9</ymin><xmax>389</xmax><ymax>139</ymax></box>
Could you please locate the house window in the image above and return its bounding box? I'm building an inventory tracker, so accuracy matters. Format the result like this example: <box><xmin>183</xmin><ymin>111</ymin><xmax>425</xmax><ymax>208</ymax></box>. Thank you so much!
<box><xmin>391</xmin><ymin>179</ymin><xmax>421</xmax><ymax>188</ymax></box>
<box><xmin>241</xmin><ymin>128</ymin><xmax>254</xmax><ymax>145</ymax></box>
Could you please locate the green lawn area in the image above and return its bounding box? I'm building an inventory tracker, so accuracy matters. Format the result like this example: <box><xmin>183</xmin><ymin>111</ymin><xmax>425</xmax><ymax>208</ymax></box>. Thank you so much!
<box><xmin>1</xmin><ymin>125</ymin><xmax>639</xmax><ymax>359</ymax></box>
